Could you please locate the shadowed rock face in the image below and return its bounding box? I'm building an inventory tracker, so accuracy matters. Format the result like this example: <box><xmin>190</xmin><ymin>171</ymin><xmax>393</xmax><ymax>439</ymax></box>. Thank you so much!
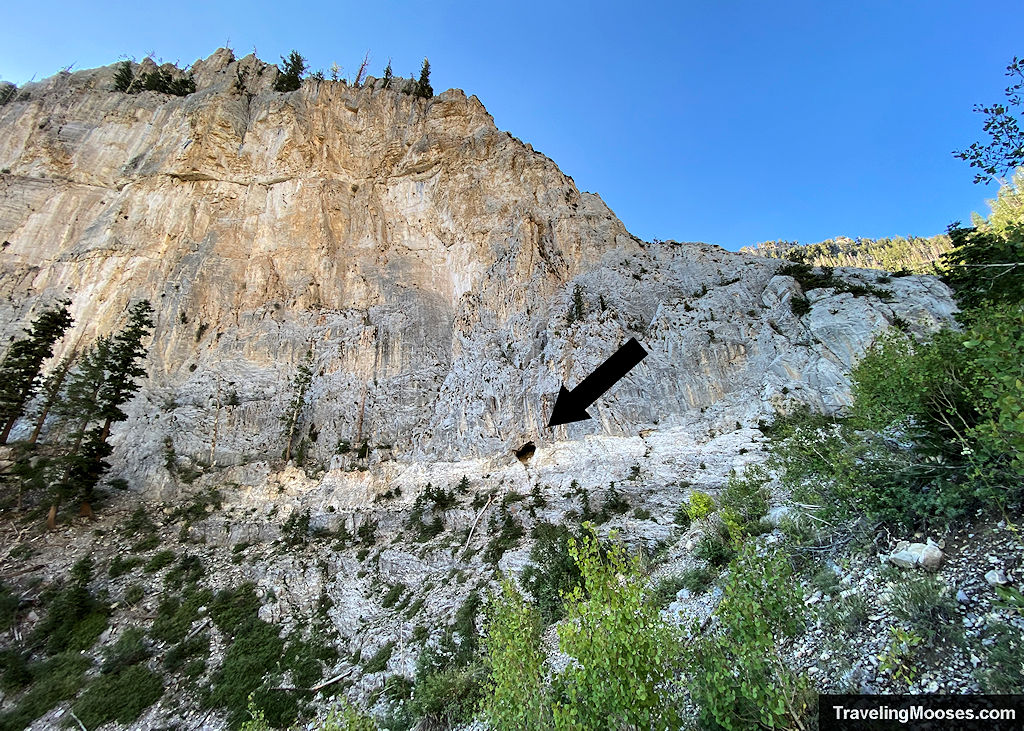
<box><xmin>0</xmin><ymin>50</ymin><xmax>957</xmax><ymax>495</ymax></box>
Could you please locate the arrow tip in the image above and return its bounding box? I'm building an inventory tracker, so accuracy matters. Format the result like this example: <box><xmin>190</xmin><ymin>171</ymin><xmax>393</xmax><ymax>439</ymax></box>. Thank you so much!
<box><xmin>548</xmin><ymin>385</ymin><xmax>592</xmax><ymax>427</ymax></box>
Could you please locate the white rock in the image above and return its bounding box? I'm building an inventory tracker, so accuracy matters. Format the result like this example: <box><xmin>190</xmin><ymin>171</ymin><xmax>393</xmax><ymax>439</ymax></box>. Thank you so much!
<box><xmin>986</xmin><ymin>569</ymin><xmax>1010</xmax><ymax>586</ymax></box>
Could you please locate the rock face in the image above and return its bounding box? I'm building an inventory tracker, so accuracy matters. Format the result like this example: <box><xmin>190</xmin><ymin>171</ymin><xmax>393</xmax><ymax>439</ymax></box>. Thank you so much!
<box><xmin>0</xmin><ymin>50</ymin><xmax>958</xmax><ymax>498</ymax></box>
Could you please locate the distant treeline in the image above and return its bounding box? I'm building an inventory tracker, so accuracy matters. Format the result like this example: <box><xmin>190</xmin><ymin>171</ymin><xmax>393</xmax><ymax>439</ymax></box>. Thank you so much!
<box><xmin>741</xmin><ymin>233</ymin><xmax>953</xmax><ymax>274</ymax></box>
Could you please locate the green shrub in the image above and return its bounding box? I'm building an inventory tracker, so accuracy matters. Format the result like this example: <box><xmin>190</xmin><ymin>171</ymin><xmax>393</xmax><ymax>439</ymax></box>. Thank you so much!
<box><xmin>144</xmin><ymin>549</ymin><xmax>176</xmax><ymax>573</ymax></box>
<box><xmin>521</xmin><ymin>522</ymin><xmax>584</xmax><ymax>623</ymax></box>
<box><xmin>210</xmin><ymin>583</ymin><xmax>262</xmax><ymax>635</ymax></box>
<box><xmin>283</xmin><ymin>509</ymin><xmax>311</xmax><ymax>546</ymax></box>
<box><xmin>109</xmin><ymin>554</ymin><xmax>142</xmax><ymax>578</ymax></box>
<box><xmin>790</xmin><ymin>295</ymin><xmax>811</xmax><ymax>315</ymax></box>
<box><xmin>689</xmin><ymin>543</ymin><xmax>812</xmax><ymax>730</ymax></box>
<box><xmin>164</xmin><ymin>631</ymin><xmax>211</xmax><ymax>674</ymax></box>
<box><xmin>73</xmin><ymin>664</ymin><xmax>164</xmax><ymax>727</ymax></box>
<box><xmin>0</xmin><ymin>652</ymin><xmax>89</xmax><ymax>730</ymax></box>
<box><xmin>132</xmin><ymin>534</ymin><xmax>160</xmax><ymax>552</ymax></box>
<box><xmin>152</xmin><ymin>587</ymin><xmax>213</xmax><ymax>644</ymax></box>
<box><xmin>978</xmin><ymin>621</ymin><xmax>1024</xmax><ymax>693</ymax></box>
<box><xmin>552</xmin><ymin>527</ymin><xmax>681</xmax><ymax>730</ymax></box>
<box><xmin>165</xmin><ymin>554</ymin><xmax>204</xmax><ymax>585</ymax></box>
<box><xmin>483</xmin><ymin>577</ymin><xmax>550</xmax><ymax>730</ymax></box>
<box><xmin>680</xmin><ymin>565</ymin><xmax>715</xmax><ymax>593</ymax></box>
<box><xmin>720</xmin><ymin>465</ymin><xmax>771</xmax><ymax>532</ymax></box>
<box><xmin>31</xmin><ymin>559</ymin><xmax>109</xmax><ymax>654</ymax></box>
<box><xmin>685</xmin><ymin>490</ymin><xmax>716</xmax><ymax>521</ymax></box>
<box><xmin>673</xmin><ymin>502</ymin><xmax>692</xmax><ymax>528</ymax></box>
<box><xmin>101</xmin><ymin>627</ymin><xmax>150</xmax><ymax>674</ymax></box>
<box><xmin>409</xmin><ymin>662</ymin><xmax>486</xmax><ymax>726</ymax></box>
<box><xmin>649</xmin><ymin>575</ymin><xmax>688</xmax><ymax>608</ymax></box>
<box><xmin>694</xmin><ymin>523</ymin><xmax>735</xmax><ymax>567</ymax></box>
<box><xmin>890</xmin><ymin>574</ymin><xmax>961</xmax><ymax>647</ymax></box>
<box><xmin>483</xmin><ymin>506</ymin><xmax>523</xmax><ymax>565</ymax></box>
<box><xmin>362</xmin><ymin>641</ymin><xmax>394</xmax><ymax>674</ymax></box>
<box><xmin>823</xmin><ymin>593</ymin><xmax>869</xmax><ymax>633</ymax></box>
<box><xmin>0</xmin><ymin>581</ymin><xmax>18</xmax><ymax>630</ymax></box>
<box><xmin>208</xmin><ymin>618</ymin><xmax>299</xmax><ymax>727</ymax></box>
<box><xmin>381</xmin><ymin>583</ymin><xmax>406</xmax><ymax>609</ymax></box>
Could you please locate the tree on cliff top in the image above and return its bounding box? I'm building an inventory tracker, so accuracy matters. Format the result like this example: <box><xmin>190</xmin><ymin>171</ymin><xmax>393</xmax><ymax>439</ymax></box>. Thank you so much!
<box><xmin>275</xmin><ymin>50</ymin><xmax>308</xmax><ymax>92</ymax></box>
<box><xmin>415</xmin><ymin>58</ymin><xmax>433</xmax><ymax>99</ymax></box>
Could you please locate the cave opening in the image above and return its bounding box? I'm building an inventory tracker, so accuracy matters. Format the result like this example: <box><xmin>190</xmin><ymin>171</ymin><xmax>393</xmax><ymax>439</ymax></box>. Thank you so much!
<box><xmin>515</xmin><ymin>440</ymin><xmax>536</xmax><ymax>464</ymax></box>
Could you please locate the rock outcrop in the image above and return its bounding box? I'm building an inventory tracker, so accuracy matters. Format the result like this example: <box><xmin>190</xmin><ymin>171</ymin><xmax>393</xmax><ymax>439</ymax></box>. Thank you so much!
<box><xmin>0</xmin><ymin>50</ymin><xmax>957</xmax><ymax>499</ymax></box>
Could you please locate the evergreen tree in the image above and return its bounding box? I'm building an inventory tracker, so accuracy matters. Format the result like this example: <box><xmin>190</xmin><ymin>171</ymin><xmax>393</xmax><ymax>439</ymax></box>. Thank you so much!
<box><xmin>382</xmin><ymin>59</ymin><xmax>393</xmax><ymax>88</ymax></box>
<box><xmin>112</xmin><ymin>61</ymin><xmax>134</xmax><ymax>92</ymax></box>
<box><xmin>52</xmin><ymin>301</ymin><xmax>154</xmax><ymax>511</ymax></box>
<box><xmin>0</xmin><ymin>300</ymin><xmax>73</xmax><ymax>443</ymax></box>
<box><xmin>568</xmin><ymin>284</ymin><xmax>586</xmax><ymax>323</ymax></box>
<box><xmin>28</xmin><ymin>353</ymin><xmax>76</xmax><ymax>444</ymax></box>
<box><xmin>281</xmin><ymin>349</ymin><xmax>313</xmax><ymax>463</ymax></box>
<box><xmin>274</xmin><ymin>50</ymin><xmax>308</xmax><ymax>92</ymax></box>
<box><xmin>415</xmin><ymin>58</ymin><xmax>433</xmax><ymax>99</ymax></box>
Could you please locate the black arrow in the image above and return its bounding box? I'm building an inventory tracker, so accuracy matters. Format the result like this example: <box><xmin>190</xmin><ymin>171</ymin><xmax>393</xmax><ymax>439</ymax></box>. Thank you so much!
<box><xmin>548</xmin><ymin>337</ymin><xmax>648</xmax><ymax>427</ymax></box>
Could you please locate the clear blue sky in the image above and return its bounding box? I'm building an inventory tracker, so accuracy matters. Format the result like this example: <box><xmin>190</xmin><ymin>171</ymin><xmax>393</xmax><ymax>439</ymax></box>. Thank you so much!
<box><xmin>2</xmin><ymin>0</ymin><xmax>1021</xmax><ymax>251</ymax></box>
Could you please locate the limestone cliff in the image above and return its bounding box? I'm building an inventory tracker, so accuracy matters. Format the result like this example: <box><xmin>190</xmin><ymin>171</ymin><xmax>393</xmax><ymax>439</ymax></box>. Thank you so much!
<box><xmin>0</xmin><ymin>50</ymin><xmax>956</xmax><ymax>498</ymax></box>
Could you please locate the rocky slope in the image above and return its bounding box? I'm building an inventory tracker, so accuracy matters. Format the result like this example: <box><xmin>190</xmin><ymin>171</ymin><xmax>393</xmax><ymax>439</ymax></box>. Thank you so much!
<box><xmin>0</xmin><ymin>50</ymin><xmax>981</xmax><ymax>730</ymax></box>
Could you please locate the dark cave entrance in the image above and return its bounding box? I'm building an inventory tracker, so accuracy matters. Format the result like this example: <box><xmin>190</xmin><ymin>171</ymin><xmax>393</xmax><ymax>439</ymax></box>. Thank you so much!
<box><xmin>515</xmin><ymin>441</ymin><xmax>536</xmax><ymax>464</ymax></box>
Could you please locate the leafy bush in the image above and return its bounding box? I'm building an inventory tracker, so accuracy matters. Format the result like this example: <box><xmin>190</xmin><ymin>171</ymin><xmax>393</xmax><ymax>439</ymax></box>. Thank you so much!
<box><xmin>552</xmin><ymin>528</ymin><xmax>681</xmax><ymax>730</ymax></box>
<box><xmin>381</xmin><ymin>583</ymin><xmax>406</xmax><ymax>609</ymax></box>
<box><xmin>483</xmin><ymin>506</ymin><xmax>524</xmax><ymax>565</ymax></box>
<box><xmin>685</xmin><ymin>490</ymin><xmax>716</xmax><ymax>521</ymax></box>
<box><xmin>521</xmin><ymin>522</ymin><xmax>584</xmax><ymax>623</ymax></box>
<box><xmin>208</xmin><ymin>619</ymin><xmax>288</xmax><ymax>726</ymax></box>
<box><xmin>283</xmin><ymin>508</ymin><xmax>311</xmax><ymax>546</ymax></box>
<box><xmin>410</xmin><ymin>662</ymin><xmax>486</xmax><ymax>726</ymax></box>
<box><xmin>109</xmin><ymin>554</ymin><xmax>141</xmax><ymax>578</ymax></box>
<box><xmin>941</xmin><ymin>224</ymin><xmax>1024</xmax><ymax>310</ymax></box>
<box><xmin>689</xmin><ymin>543</ymin><xmax>812</xmax><ymax>730</ymax></box>
<box><xmin>978</xmin><ymin>621</ymin><xmax>1024</xmax><ymax>693</ymax></box>
<box><xmin>483</xmin><ymin>577</ymin><xmax>550</xmax><ymax>730</ymax></box>
<box><xmin>152</xmin><ymin>587</ymin><xmax>213</xmax><ymax>643</ymax></box>
<box><xmin>790</xmin><ymin>295</ymin><xmax>811</xmax><ymax>315</ymax></box>
<box><xmin>210</xmin><ymin>583</ymin><xmax>262</xmax><ymax>635</ymax></box>
<box><xmin>0</xmin><ymin>581</ymin><xmax>18</xmax><ymax>630</ymax></box>
<box><xmin>164</xmin><ymin>631</ymin><xmax>210</xmax><ymax>674</ymax></box>
<box><xmin>720</xmin><ymin>465</ymin><xmax>771</xmax><ymax>532</ymax></box>
<box><xmin>694</xmin><ymin>523</ymin><xmax>735</xmax><ymax>567</ymax></box>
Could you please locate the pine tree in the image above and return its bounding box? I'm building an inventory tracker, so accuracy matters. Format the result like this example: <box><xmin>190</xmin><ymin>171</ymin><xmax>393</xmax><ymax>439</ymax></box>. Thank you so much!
<box><xmin>382</xmin><ymin>59</ymin><xmax>393</xmax><ymax>89</ymax></box>
<box><xmin>568</xmin><ymin>285</ymin><xmax>586</xmax><ymax>324</ymax></box>
<box><xmin>0</xmin><ymin>300</ymin><xmax>73</xmax><ymax>443</ymax></box>
<box><xmin>112</xmin><ymin>61</ymin><xmax>134</xmax><ymax>92</ymax></box>
<box><xmin>281</xmin><ymin>349</ymin><xmax>313</xmax><ymax>463</ymax></box>
<box><xmin>274</xmin><ymin>50</ymin><xmax>308</xmax><ymax>92</ymax></box>
<box><xmin>51</xmin><ymin>301</ymin><xmax>154</xmax><ymax>513</ymax></box>
<box><xmin>28</xmin><ymin>353</ymin><xmax>76</xmax><ymax>444</ymax></box>
<box><xmin>415</xmin><ymin>58</ymin><xmax>433</xmax><ymax>99</ymax></box>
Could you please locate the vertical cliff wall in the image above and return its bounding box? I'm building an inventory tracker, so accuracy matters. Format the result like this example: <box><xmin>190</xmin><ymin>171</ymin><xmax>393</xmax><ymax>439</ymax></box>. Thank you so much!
<box><xmin>0</xmin><ymin>50</ymin><xmax>957</xmax><ymax>496</ymax></box>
